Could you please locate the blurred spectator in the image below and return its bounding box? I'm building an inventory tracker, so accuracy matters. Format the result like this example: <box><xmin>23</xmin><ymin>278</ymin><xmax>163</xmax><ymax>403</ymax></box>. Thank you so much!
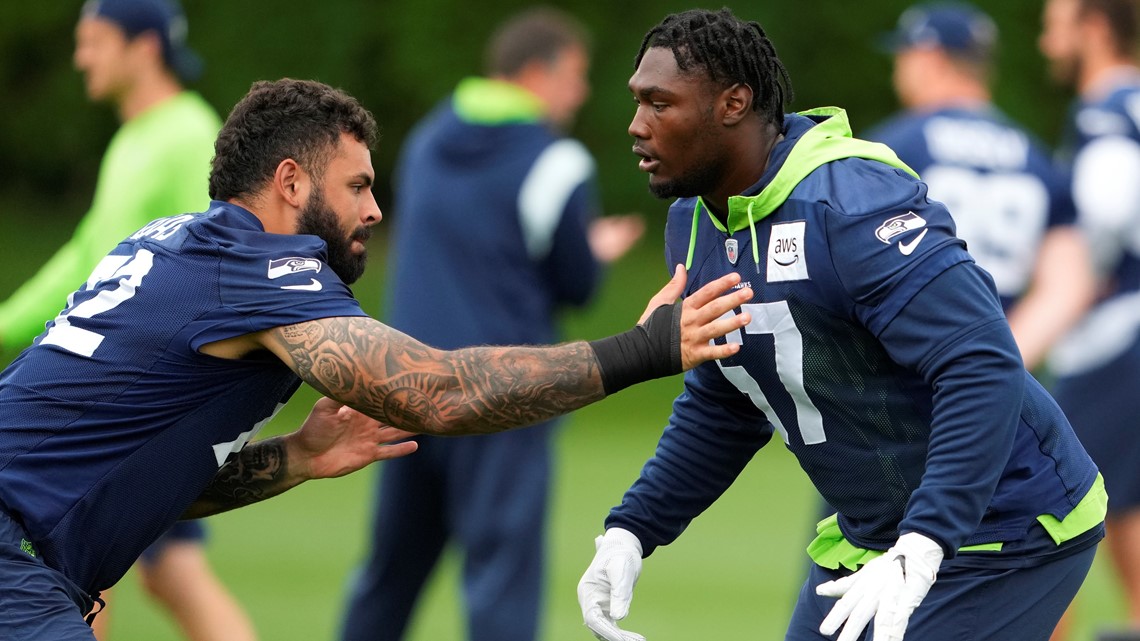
<box><xmin>865</xmin><ymin>1</ymin><xmax>1095</xmax><ymax>371</ymax></box>
<box><xmin>1039</xmin><ymin>0</ymin><xmax>1140</xmax><ymax>639</ymax></box>
<box><xmin>338</xmin><ymin>7</ymin><xmax>643</xmax><ymax>641</ymax></box>
<box><xmin>0</xmin><ymin>0</ymin><xmax>256</xmax><ymax>639</ymax></box>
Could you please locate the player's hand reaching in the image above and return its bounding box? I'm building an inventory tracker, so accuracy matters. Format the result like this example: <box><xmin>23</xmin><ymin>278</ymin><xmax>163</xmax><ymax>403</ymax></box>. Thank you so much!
<box><xmin>816</xmin><ymin>532</ymin><xmax>944</xmax><ymax>641</ymax></box>
<box><xmin>287</xmin><ymin>397</ymin><xmax>419</xmax><ymax>481</ymax></box>
<box><xmin>578</xmin><ymin>528</ymin><xmax>646</xmax><ymax>641</ymax></box>
<box><xmin>639</xmin><ymin>264</ymin><xmax>752</xmax><ymax>370</ymax></box>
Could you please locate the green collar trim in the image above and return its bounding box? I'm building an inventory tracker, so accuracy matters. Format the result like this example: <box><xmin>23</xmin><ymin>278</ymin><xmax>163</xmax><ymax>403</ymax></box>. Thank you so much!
<box><xmin>686</xmin><ymin>107</ymin><xmax>918</xmax><ymax>270</ymax></box>
<box><xmin>452</xmin><ymin>77</ymin><xmax>546</xmax><ymax>125</ymax></box>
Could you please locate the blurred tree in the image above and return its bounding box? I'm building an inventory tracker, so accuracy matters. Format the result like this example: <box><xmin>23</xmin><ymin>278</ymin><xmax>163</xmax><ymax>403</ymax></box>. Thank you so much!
<box><xmin>1</xmin><ymin>0</ymin><xmax>1072</xmax><ymax>243</ymax></box>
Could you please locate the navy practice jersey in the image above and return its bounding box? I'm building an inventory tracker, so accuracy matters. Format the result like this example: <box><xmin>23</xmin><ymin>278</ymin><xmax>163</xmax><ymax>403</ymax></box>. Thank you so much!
<box><xmin>0</xmin><ymin>202</ymin><xmax>366</xmax><ymax>595</ymax></box>
<box><xmin>606</xmin><ymin>110</ymin><xmax>1099</xmax><ymax>560</ymax></box>
<box><xmin>1050</xmin><ymin>77</ymin><xmax>1140</xmax><ymax>377</ymax></box>
<box><xmin>864</xmin><ymin>106</ymin><xmax>1074</xmax><ymax>310</ymax></box>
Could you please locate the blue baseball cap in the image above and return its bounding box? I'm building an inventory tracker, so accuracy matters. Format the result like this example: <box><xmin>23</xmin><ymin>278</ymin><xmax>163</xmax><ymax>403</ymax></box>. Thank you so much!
<box><xmin>81</xmin><ymin>0</ymin><xmax>203</xmax><ymax>83</ymax></box>
<box><xmin>880</xmin><ymin>2</ymin><xmax>998</xmax><ymax>60</ymax></box>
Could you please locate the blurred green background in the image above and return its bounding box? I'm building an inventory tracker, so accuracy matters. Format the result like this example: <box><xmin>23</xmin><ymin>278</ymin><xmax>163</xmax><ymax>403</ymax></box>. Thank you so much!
<box><xmin>0</xmin><ymin>0</ymin><xmax>1126</xmax><ymax>639</ymax></box>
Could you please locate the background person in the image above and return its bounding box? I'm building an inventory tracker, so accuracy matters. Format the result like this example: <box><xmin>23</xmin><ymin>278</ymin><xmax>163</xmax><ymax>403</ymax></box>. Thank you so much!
<box><xmin>1039</xmin><ymin>0</ymin><xmax>1140</xmax><ymax>638</ymax></box>
<box><xmin>0</xmin><ymin>0</ymin><xmax>256</xmax><ymax>639</ymax></box>
<box><xmin>865</xmin><ymin>1</ymin><xmax>1095</xmax><ymax>371</ymax></box>
<box><xmin>339</xmin><ymin>7</ymin><xmax>643</xmax><ymax>641</ymax></box>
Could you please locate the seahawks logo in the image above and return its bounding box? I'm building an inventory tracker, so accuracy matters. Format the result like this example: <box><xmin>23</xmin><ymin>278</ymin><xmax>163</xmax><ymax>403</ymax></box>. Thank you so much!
<box><xmin>875</xmin><ymin>211</ymin><xmax>927</xmax><ymax>244</ymax></box>
<box><xmin>267</xmin><ymin>257</ymin><xmax>322</xmax><ymax>279</ymax></box>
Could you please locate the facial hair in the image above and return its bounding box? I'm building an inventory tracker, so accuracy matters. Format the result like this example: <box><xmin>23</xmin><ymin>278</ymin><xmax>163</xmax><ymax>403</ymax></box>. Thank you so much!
<box><xmin>648</xmin><ymin>154</ymin><xmax>727</xmax><ymax>200</ymax></box>
<box><xmin>296</xmin><ymin>187</ymin><xmax>371</xmax><ymax>284</ymax></box>
<box><xmin>647</xmin><ymin>108</ymin><xmax>728</xmax><ymax>200</ymax></box>
<box><xmin>1049</xmin><ymin>54</ymin><xmax>1081</xmax><ymax>88</ymax></box>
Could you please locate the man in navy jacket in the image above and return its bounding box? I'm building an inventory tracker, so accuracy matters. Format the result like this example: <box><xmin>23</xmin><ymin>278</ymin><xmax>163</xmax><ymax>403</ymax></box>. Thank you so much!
<box><xmin>340</xmin><ymin>8</ymin><xmax>643</xmax><ymax>641</ymax></box>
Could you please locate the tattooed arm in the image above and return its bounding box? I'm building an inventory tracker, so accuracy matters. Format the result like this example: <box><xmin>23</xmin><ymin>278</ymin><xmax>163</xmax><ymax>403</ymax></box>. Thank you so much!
<box><xmin>184</xmin><ymin>397</ymin><xmax>418</xmax><ymax>518</ymax></box>
<box><xmin>264</xmin><ymin>320</ymin><xmax>604</xmax><ymax>435</ymax></box>
<box><xmin>253</xmin><ymin>269</ymin><xmax>752</xmax><ymax>436</ymax></box>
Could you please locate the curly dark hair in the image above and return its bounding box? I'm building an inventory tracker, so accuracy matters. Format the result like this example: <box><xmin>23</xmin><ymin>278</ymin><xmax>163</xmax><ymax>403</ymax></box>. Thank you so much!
<box><xmin>635</xmin><ymin>8</ymin><xmax>793</xmax><ymax>126</ymax></box>
<box><xmin>209</xmin><ymin>78</ymin><xmax>379</xmax><ymax>201</ymax></box>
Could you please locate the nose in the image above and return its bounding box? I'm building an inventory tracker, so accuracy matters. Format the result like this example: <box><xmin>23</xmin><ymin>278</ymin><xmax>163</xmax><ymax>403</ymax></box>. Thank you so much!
<box><xmin>628</xmin><ymin>106</ymin><xmax>649</xmax><ymax>140</ymax></box>
<box><xmin>73</xmin><ymin>45</ymin><xmax>87</xmax><ymax>71</ymax></box>
<box><xmin>364</xmin><ymin>192</ymin><xmax>382</xmax><ymax>225</ymax></box>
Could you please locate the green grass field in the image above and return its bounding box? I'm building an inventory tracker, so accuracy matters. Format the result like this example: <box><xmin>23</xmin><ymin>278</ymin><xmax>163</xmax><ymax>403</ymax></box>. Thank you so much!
<box><xmin>0</xmin><ymin>207</ymin><xmax>1129</xmax><ymax>640</ymax></box>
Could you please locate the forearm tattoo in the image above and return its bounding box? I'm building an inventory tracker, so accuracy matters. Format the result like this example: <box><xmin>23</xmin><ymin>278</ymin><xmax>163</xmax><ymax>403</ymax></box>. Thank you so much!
<box><xmin>185</xmin><ymin>437</ymin><xmax>291</xmax><ymax>518</ymax></box>
<box><xmin>267</xmin><ymin>317</ymin><xmax>605</xmax><ymax>435</ymax></box>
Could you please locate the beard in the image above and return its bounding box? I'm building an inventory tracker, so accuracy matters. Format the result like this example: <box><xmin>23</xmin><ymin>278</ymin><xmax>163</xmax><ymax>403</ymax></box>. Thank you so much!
<box><xmin>297</xmin><ymin>187</ymin><xmax>371</xmax><ymax>284</ymax></box>
<box><xmin>646</xmin><ymin>119</ymin><xmax>728</xmax><ymax>200</ymax></box>
<box><xmin>648</xmin><ymin>154</ymin><xmax>727</xmax><ymax>200</ymax></box>
<box><xmin>1048</xmin><ymin>54</ymin><xmax>1081</xmax><ymax>88</ymax></box>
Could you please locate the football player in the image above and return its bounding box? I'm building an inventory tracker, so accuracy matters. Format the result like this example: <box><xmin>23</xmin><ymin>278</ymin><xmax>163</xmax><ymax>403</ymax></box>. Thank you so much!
<box><xmin>578</xmin><ymin>9</ymin><xmax>1104</xmax><ymax>641</ymax></box>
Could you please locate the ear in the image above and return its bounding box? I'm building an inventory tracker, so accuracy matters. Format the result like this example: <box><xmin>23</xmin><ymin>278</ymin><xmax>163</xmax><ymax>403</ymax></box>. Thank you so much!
<box><xmin>721</xmin><ymin>83</ymin><xmax>754</xmax><ymax>126</ymax></box>
<box><xmin>510</xmin><ymin>59</ymin><xmax>555</xmax><ymax>103</ymax></box>
<box><xmin>273</xmin><ymin>158</ymin><xmax>310</xmax><ymax>209</ymax></box>
<box><xmin>131</xmin><ymin>30</ymin><xmax>165</xmax><ymax>65</ymax></box>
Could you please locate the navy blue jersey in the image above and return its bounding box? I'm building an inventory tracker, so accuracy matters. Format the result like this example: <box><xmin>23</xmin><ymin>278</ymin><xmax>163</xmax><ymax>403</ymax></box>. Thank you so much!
<box><xmin>0</xmin><ymin>202</ymin><xmax>366</xmax><ymax>594</ymax></box>
<box><xmin>1049</xmin><ymin>75</ymin><xmax>1140</xmax><ymax>515</ymax></box>
<box><xmin>606</xmin><ymin>111</ymin><xmax>1099</xmax><ymax>561</ymax></box>
<box><xmin>864</xmin><ymin>106</ymin><xmax>1074</xmax><ymax>310</ymax></box>
<box><xmin>1050</xmin><ymin>78</ymin><xmax>1140</xmax><ymax>377</ymax></box>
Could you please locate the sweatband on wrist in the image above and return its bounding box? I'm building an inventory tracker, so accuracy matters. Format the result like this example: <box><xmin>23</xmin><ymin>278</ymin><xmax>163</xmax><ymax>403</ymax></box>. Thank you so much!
<box><xmin>588</xmin><ymin>302</ymin><xmax>682</xmax><ymax>395</ymax></box>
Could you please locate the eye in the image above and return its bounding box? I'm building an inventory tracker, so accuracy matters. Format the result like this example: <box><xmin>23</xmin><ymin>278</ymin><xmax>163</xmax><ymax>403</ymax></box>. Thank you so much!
<box><xmin>633</xmin><ymin>97</ymin><xmax>667</xmax><ymax>113</ymax></box>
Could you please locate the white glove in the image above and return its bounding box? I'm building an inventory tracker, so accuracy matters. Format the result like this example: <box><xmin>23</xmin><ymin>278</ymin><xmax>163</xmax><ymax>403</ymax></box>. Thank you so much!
<box><xmin>577</xmin><ymin>528</ymin><xmax>646</xmax><ymax>641</ymax></box>
<box><xmin>815</xmin><ymin>532</ymin><xmax>944</xmax><ymax>641</ymax></box>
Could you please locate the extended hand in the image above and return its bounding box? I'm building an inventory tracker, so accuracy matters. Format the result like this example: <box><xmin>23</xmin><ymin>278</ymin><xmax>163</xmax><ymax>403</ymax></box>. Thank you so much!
<box><xmin>288</xmin><ymin>397</ymin><xmax>419</xmax><ymax>480</ymax></box>
<box><xmin>639</xmin><ymin>265</ymin><xmax>752</xmax><ymax>370</ymax></box>
<box><xmin>816</xmin><ymin>532</ymin><xmax>944</xmax><ymax>641</ymax></box>
<box><xmin>578</xmin><ymin>528</ymin><xmax>646</xmax><ymax>641</ymax></box>
<box><xmin>589</xmin><ymin>214</ymin><xmax>646</xmax><ymax>264</ymax></box>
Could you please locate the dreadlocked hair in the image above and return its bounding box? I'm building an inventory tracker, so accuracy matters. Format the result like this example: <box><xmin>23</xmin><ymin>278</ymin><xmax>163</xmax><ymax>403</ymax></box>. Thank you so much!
<box><xmin>635</xmin><ymin>8</ymin><xmax>793</xmax><ymax>126</ymax></box>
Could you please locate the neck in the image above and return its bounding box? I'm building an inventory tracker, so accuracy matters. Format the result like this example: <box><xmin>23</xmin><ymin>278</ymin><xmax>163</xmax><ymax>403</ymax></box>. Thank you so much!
<box><xmin>1077</xmin><ymin>28</ymin><xmax>1137</xmax><ymax>96</ymax></box>
<box><xmin>704</xmin><ymin>122</ymin><xmax>782</xmax><ymax>213</ymax></box>
<box><xmin>1080</xmin><ymin>57</ymin><xmax>1140</xmax><ymax>97</ymax></box>
<box><xmin>229</xmin><ymin>195</ymin><xmax>296</xmax><ymax>235</ymax></box>
<box><xmin>908</xmin><ymin>79</ymin><xmax>990</xmax><ymax>111</ymax></box>
<box><xmin>116</xmin><ymin>70</ymin><xmax>183</xmax><ymax>122</ymax></box>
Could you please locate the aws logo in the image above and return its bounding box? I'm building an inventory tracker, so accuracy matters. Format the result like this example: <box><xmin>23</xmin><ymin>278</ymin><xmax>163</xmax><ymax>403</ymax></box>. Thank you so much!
<box><xmin>773</xmin><ymin>236</ymin><xmax>799</xmax><ymax>266</ymax></box>
<box><xmin>767</xmin><ymin>221</ymin><xmax>808</xmax><ymax>282</ymax></box>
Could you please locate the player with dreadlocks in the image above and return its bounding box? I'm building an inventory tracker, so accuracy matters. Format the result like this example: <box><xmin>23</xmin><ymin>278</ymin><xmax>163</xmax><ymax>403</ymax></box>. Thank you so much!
<box><xmin>577</xmin><ymin>8</ymin><xmax>1104</xmax><ymax>641</ymax></box>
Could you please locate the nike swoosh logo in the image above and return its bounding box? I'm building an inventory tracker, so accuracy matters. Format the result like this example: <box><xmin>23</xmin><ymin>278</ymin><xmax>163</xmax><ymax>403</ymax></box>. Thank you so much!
<box><xmin>280</xmin><ymin>278</ymin><xmax>323</xmax><ymax>291</ymax></box>
<box><xmin>895</xmin><ymin>556</ymin><xmax>907</xmax><ymax>580</ymax></box>
<box><xmin>898</xmin><ymin>228</ymin><xmax>929</xmax><ymax>256</ymax></box>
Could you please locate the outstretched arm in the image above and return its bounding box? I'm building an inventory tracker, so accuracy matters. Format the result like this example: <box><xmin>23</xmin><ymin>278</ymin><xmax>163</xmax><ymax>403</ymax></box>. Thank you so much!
<box><xmin>184</xmin><ymin>397</ymin><xmax>418</xmax><ymax>518</ymax></box>
<box><xmin>1005</xmin><ymin>226</ymin><xmax>1096</xmax><ymax>370</ymax></box>
<box><xmin>259</xmin><ymin>268</ymin><xmax>752</xmax><ymax>436</ymax></box>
